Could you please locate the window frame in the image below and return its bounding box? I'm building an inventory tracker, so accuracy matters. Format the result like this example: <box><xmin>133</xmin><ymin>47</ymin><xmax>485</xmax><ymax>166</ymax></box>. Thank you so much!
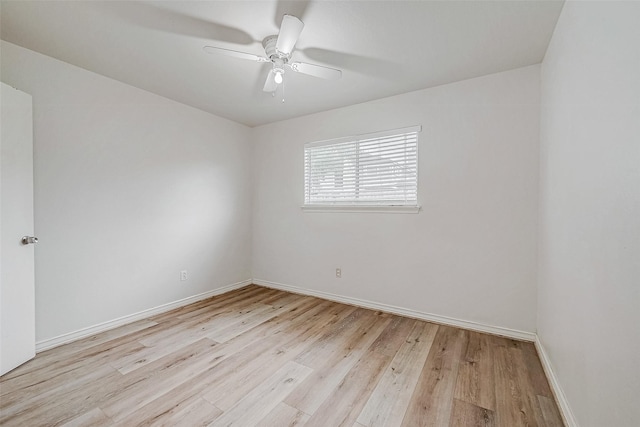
<box><xmin>302</xmin><ymin>125</ymin><xmax>421</xmax><ymax>213</ymax></box>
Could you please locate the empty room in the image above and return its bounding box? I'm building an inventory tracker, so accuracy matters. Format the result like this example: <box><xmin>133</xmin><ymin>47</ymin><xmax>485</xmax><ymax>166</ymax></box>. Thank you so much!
<box><xmin>1</xmin><ymin>1</ymin><xmax>638</xmax><ymax>426</ymax></box>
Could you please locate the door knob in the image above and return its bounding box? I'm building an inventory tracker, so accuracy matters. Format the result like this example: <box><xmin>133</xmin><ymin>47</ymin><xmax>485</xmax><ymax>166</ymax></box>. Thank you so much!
<box><xmin>21</xmin><ymin>236</ymin><xmax>38</xmax><ymax>245</ymax></box>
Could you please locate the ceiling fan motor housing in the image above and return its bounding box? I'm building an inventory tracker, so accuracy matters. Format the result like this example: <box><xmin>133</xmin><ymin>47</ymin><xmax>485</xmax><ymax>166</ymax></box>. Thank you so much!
<box><xmin>263</xmin><ymin>35</ymin><xmax>289</xmax><ymax>61</ymax></box>
<box><xmin>263</xmin><ymin>35</ymin><xmax>287</xmax><ymax>77</ymax></box>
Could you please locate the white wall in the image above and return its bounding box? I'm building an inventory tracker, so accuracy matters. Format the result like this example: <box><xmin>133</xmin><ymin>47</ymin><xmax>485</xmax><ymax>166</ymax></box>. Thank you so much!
<box><xmin>252</xmin><ymin>65</ymin><xmax>541</xmax><ymax>333</ymax></box>
<box><xmin>1</xmin><ymin>41</ymin><xmax>253</xmax><ymax>342</ymax></box>
<box><xmin>538</xmin><ymin>2</ymin><xmax>640</xmax><ymax>426</ymax></box>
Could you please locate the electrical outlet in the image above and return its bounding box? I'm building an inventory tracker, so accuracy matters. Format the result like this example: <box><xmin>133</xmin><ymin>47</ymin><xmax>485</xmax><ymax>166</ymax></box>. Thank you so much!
<box><xmin>180</xmin><ymin>270</ymin><xmax>188</xmax><ymax>281</ymax></box>
<box><xmin>336</xmin><ymin>268</ymin><xmax>341</xmax><ymax>278</ymax></box>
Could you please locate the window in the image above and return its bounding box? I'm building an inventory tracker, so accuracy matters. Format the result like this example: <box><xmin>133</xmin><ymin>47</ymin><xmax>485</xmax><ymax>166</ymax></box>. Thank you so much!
<box><xmin>304</xmin><ymin>125</ymin><xmax>420</xmax><ymax>212</ymax></box>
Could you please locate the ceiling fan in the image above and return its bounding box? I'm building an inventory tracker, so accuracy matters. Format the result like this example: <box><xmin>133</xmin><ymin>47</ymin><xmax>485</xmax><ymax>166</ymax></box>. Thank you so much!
<box><xmin>203</xmin><ymin>15</ymin><xmax>342</xmax><ymax>93</ymax></box>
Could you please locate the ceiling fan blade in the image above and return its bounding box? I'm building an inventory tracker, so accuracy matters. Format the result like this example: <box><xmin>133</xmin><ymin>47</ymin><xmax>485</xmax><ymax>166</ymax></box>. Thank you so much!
<box><xmin>274</xmin><ymin>1</ymin><xmax>311</xmax><ymax>28</ymax></box>
<box><xmin>203</xmin><ymin>46</ymin><xmax>269</xmax><ymax>62</ymax></box>
<box><xmin>289</xmin><ymin>62</ymin><xmax>342</xmax><ymax>80</ymax></box>
<box><xmin>263</xmin><ymin>70</ymin><xmax>279</xmax><ymax>92</ymax></box>
<box><xmin>300</xmin><ymin>47</ymin><xmax>396</xmax><ymax>79</ymax></box>
<box><xmin>104</xmin><ymin>2</ymin><xmax>255</xmax><ymax>45</ymax></box>
<box><xmin>275</xmin><ymin>14</ymin><xmax>304</xmax><ymax>55</ymax></box>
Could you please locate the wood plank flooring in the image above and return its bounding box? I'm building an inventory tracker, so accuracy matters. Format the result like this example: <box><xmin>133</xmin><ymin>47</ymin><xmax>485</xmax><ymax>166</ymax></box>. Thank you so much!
<box><xmin>0</xmin><ymin>285</ymin><xmax>564</xmax><ymax>426</ymax></box>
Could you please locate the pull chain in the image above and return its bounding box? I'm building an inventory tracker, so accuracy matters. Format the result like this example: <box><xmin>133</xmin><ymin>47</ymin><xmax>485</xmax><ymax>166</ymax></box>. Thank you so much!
<box><xmin>281</xmin><ymin>77</ymin><xmax>285</xmax><ymax>103</ymax></box>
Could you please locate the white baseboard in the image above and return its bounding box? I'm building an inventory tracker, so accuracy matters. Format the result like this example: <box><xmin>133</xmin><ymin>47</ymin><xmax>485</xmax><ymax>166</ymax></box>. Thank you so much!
<box><xmin>252</xmin><ymin>278</ymin><xmax>536</xmax><ymax>342</ymax></box>
<box><xmin>534</xmin><ymin>336</ymin><xmax>578</xmax><ymax>427</ymax></box>
<box><xmin>35</xmin><ymin>279</ymin><xmax>252</xmax><ymax>352</ymax></box>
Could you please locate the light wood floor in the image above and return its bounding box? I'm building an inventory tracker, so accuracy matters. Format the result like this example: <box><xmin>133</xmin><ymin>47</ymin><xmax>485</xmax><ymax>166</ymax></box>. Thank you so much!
<box><xmin>0</xmin><ymin>285</ymin><xmax>564</xmax><ymax>426</ymax></box>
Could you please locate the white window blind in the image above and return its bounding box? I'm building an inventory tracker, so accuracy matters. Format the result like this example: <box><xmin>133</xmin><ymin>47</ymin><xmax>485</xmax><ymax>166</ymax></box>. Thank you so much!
<box><xmin>304</xmin><ymin>125</ymin><xmax>420</xmax><ymax>207</ymax></box>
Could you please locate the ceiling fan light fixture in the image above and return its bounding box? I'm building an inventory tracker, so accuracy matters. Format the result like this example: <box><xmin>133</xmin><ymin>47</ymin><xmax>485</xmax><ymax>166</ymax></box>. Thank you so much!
<box><xmin>274</xmin><ymin>71</ymin><xmax>283</xmax><ymax>84</ymax></box>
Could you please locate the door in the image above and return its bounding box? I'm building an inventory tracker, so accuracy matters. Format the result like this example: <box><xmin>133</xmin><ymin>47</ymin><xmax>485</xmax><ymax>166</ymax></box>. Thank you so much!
<box><xmin>1</xmin><ymin>82</ymin><xmax>36</xmax><ymax>375</ymax></box>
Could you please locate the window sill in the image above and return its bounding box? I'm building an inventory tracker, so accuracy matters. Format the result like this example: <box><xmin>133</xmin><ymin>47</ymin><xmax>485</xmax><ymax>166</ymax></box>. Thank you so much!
<box><xmin>301</xmin><ymin>205</ymin><xmax>421</xmax><ymax>214</ymax></box>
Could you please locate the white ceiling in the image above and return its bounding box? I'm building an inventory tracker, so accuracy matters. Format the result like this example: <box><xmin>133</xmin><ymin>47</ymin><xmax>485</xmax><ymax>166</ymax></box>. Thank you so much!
<box><xmin>0</xmin><ymin>0</ymin><xmax>563</xmax><ymax>127</ymax></box>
